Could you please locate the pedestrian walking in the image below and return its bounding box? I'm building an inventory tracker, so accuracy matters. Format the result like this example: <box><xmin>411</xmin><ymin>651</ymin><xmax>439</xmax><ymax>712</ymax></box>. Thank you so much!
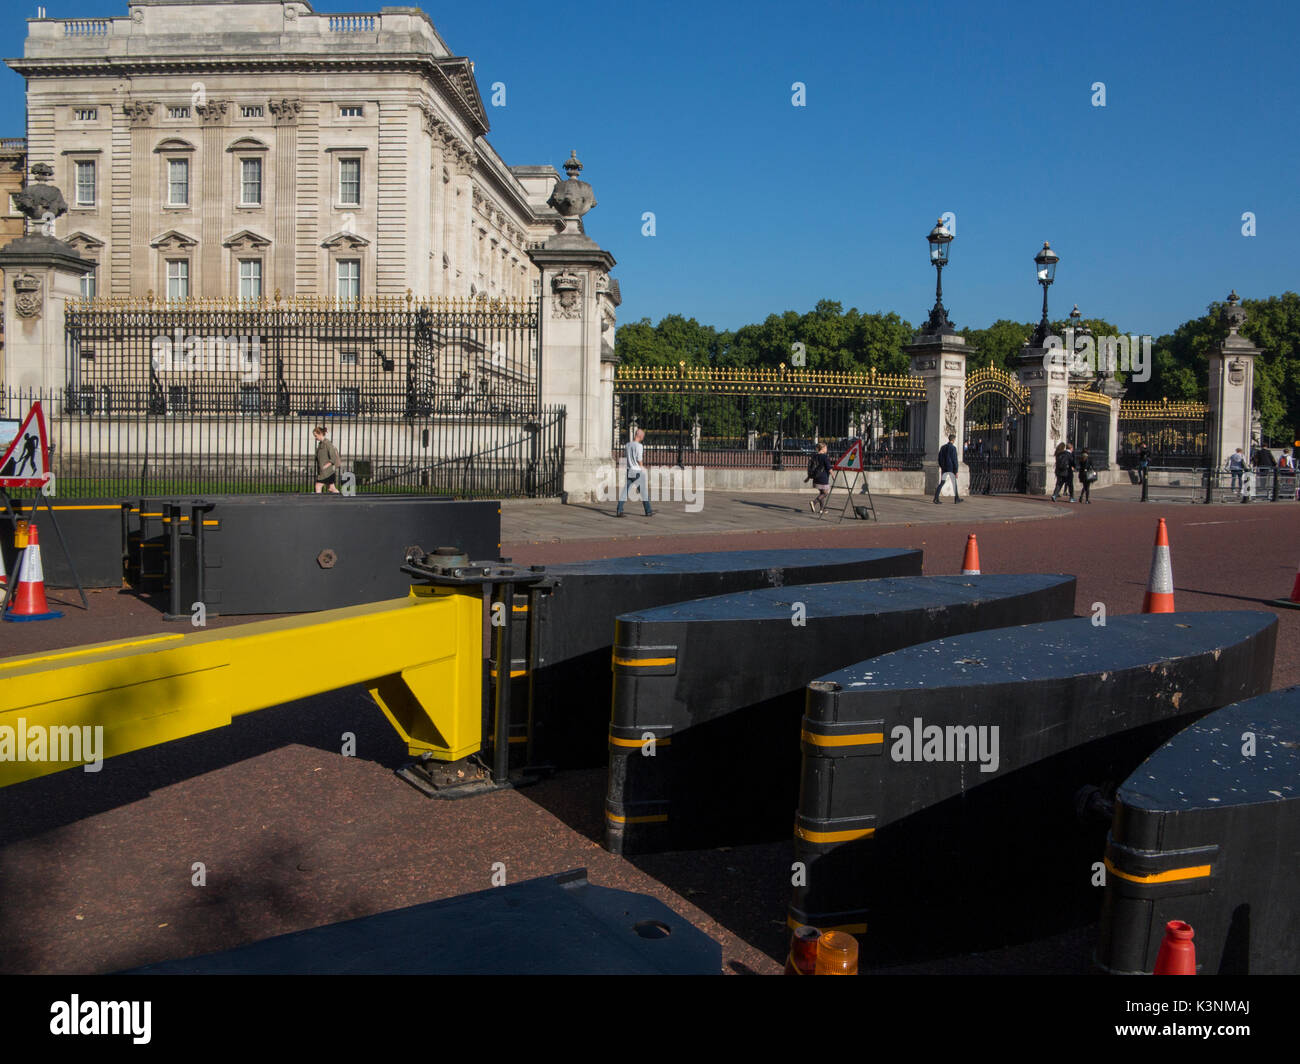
<box><xmin>805</xmin><ymin>442</ymin><xmax>832</xmax><ymax>513</ymax></box>
<box><xmin>616</xmin><ymin>428</ymin><xmax>655</xmax><ymax>518</ymax></box>
<box><xmin>313</xmin><ymin>425</ymin><xmax>341</xmax><ymax>494</ymax></box>
<box><xmin>933</xmin><ymin>433</ymin><xmax>962</xmax><ymax>504</ymax></box>
<box><xmin>1051</xmin><ymin>442</ymin><xmax>1075</xmax><ymax>501</ymax></box>
<box><xmin>1077</xmin><ymin>448</ymin><xmax>1094</xmax><ymax>503</ymax></box>
<box><xmin>1228</xmin><ymin>447</ymin><xmax>1246</xmax><ymax>493</ymax></box>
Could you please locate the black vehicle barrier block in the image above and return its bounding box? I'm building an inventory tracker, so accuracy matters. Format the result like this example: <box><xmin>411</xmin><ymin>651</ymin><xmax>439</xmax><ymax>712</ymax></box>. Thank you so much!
<box><xmin>0</xmin><ymin>499</ymin><xmax>125</xmax><ymax>589</ymax></box>
<box><xmin>605</xmin><ymin>573</ymin><xmax>1077</xmax><ymax>854</ymax></box>
<box><xmin>790</xmin><ymin>611</ymin><xmax>1277</xmax><ymax>964</ymax></box>
<box><xmin>1096</xmin><ymin>685</ymin><xmax>1300</xmax><ymax>974</ymax></box>
<box><xmin>173</xmin><ymin>495</ymin><xmax>497</xmax><ymax>614</ymax></box>
<box><xmin>123</xmin><ymin>868</ymin><xmax>720</xmax><ymax>975</ymax></box>
<box><xmin>524</xmin><ymin>548</ymin><xmax>923</xmax><ymax>769</ymax></box>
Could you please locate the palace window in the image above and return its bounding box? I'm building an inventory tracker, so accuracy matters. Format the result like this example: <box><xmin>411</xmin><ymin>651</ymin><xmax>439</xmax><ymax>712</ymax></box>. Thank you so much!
<box><xmin>167</xmin><ymin>106</ymin><xmax>191</xmax><ymax>119</ymax></box>
<box><xmin>340</xmin><ymin>350</ymin><xmax>359</xmax><ymax>366</ymax></box>
<box><xmin>80</xmin><ymin>266</ymin><xmax>97</xmax><ymax>300</ymax></box>
<box><xmin>338</xmin><ymin>157</ymin><xmax>361</xmax><ymax>205</ymax></box>
<box><xmin>339</xmin><ymin>105</ymin><xmax>363</xmax><ymax>118</ymax></box>
<box><xmin>166</xmin><ymin>259</ymin><xmax>190</xmax><ymax>301</ymax></box>
<box><xmin>168</xmin><ymin>386</ymin><xmax>190</xmax><ymax>415</ymax></box>
<box><xmin>168</xmin><ymin>159</ymin><xmax>190</xmax><ymax>206</ymax></box>
<box><xmin>74</xmin><ymin>160</ymin><xmax>95</xmax><ymax>206</ymax></box>
<box><xmin>238</xmin><ymin>259</ymin><xmax>262</xmax><ymax>301</ymax></box>
<box><xmin>336</xmin><ymin>259</ymin><xmax>360</xmax><ymax>301</ymax></box>
<box><xmin>240</xmin><ymin>158</ymin><xmax>262</xmax><ymax>205</ymax></box>
<box><xmin>239</xmin><ymin>385</ymin><xmax>262</xmax><ymax>414</ymax></box>
<box><xmin>74</xmin><ymin>108</ymin><xmax>97</xmax><ymax>121</ymax></box>
<box><xmin>338</xmin><ymin>387</ymin><xmax>360</xmax><ymax>415</ymax></box>
<box><xmin>241</xmin><ymin>104</ymin><xmax>264</xmax><ymax>119</ymax></box>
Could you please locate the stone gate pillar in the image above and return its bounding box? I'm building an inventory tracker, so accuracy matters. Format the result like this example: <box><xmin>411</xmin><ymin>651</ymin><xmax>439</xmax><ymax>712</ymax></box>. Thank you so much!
<box><xmin>906</xmin><ymin>333</ymin><xmax>970</xmax><ymax>496</ymax></box>
<box><xmin>1016</xmin><ymin>343</ymin><xmax>1070</xmax><ymax>494</ymax></box>
<box><xmin>0</xmin><ymin>164</ymin><xmax>91</xmax><ymax>403</ymax></box>
<box><xmin>527</xmin><ymin>152</ymin><xmax>618</xmax><ymax>502</ymax></box>
<box><xmin>1206</xmin><ymin>291</ymin><xmax>1261</xmax><ymax>474</ymax></box>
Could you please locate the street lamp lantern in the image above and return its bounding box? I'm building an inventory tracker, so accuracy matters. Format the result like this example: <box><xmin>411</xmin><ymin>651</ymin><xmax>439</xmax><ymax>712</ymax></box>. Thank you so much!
<box><xmin>927</xmin><ymin>218</ymin><xmax>953</xmax><ymax>265</ymax></box>
<box><xmin>1030</xmin><ymin>241</ymin><xmax>1059</xmax><ymax>346</ymax></box>
<box><xmin>923</xmin><ymin>217</ymin><xmax>956</xmax><ymax>335</ymax></box>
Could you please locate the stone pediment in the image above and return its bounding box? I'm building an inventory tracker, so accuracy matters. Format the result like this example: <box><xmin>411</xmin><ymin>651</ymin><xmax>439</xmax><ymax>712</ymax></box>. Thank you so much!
<box><xmin>222</xmin><ymin>228</ymin><xmax>272</xmax><ymax>250</ymax></box>
<box><xmin>65</xmin><ymin>231</ymin><xmax>105</xmax><ymax>254</ymax></box>
<box><xmin>154</xmin><ymin>137</ymin><xmax>197</xmax><ymax>154</ymax></box>
<box><xmin>150</xmin><ymin>228</ymin><xmax>199</xmax><ymax>250</ymax></box>
<box><xmin>227</xmin><ymin>137</ymin><xmax>270</xmax><ymax>153</ymax></box>
<box><xmin>321</xmin><ymin>231</ymin><xmax>370</xmax><ymax>250</ymax></box>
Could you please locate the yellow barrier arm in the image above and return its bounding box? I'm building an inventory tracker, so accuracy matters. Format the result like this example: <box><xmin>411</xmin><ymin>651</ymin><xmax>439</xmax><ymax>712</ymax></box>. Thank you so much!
<box><xmin>0</xmin><ymin>584</ymin><xmax>482</xmax><ymax>788</ymax></box>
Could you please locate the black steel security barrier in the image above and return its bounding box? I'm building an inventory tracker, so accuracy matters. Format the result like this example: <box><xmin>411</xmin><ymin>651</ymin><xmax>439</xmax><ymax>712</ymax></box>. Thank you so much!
<box><xmin>604</xmin><ymin>573</ymin><xmax>1077</xmax><ymax>854</ymax></box>
<box><xmin>1096</xmin><ymin>685</ymin><xmax>1300</xmax><ymax>975</ymax></box>
<box><xmin>789</xmin><ymin>611</ymin><xmax>1277</xmax><ymax>964</ymax></box>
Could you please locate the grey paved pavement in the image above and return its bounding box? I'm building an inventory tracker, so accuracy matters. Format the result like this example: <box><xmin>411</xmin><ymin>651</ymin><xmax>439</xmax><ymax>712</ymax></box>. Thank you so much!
<box><xmin>502</xmin><ymin>488</ymin><xmax>1074</xmax><ymax>544</ymax></box>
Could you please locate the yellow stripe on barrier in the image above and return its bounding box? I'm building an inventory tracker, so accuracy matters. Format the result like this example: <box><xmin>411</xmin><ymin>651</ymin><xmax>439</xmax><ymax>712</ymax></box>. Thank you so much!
<box><xmin>605</xmin><ymin>811</ymin><xmax>669</xmax><ymax>824</ymax></box>
<box><xmin>609</xmin><ymin>735</ymin><xmax>672</xmax><ymax>748</ymax></box>
<box><xmin>488</xmin><ymin>669</ymin><xmax>527</xmax><ymax>679</ymax></box>
<box><xmin>1102</xmin><ymin>857</ymin><xmax>1212</xmax><ymax>885</ymax></box>
<box><xmin>786</xmin><ymin>915</ymin><xmax>869</xmax><ymax>935</ymax></box>
<box><xmin>612</xmin><ymin>655</ymin><xmax>676</xmax><ymax>668</ymax></box>
<box><xmin>794</xmin><ymin>824</ymin><xmax>875</xmax><ymax>843</ymax></box>
<box><xmin>801</xmin><ymin>730</ymin><xmax>884</xmax><ymax>748</ymax></box>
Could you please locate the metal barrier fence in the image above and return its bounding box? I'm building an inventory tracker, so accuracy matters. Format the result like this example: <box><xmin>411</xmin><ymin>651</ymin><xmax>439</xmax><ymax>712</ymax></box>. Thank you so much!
<box><xmin>1</xmin><ymin>387</ymin><xmax>565</xmax><ymax>498</ymax></box>
<box><xmin>613</xmin><ymin>365</ymin><xmax>927</xmax><ymax>470</ymax></box>
<box><xmin>1117</xmin><ymin>400</ymin><xmax>1213</xmax><ymax>469</ymax></box>
<box><xmin>65</xmin><ymin>295</ymin><xmax>541</xmax><ymax>418</ymax></box>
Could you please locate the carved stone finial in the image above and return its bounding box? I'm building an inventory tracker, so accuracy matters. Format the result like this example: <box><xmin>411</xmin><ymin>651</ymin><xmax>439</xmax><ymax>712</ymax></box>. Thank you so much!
<box><xmin>563</xmin><ymin>150</ymin><xmax>582</xmax><ymax>179</ymax></box>
<box><xmin>547</xmin><ymin>150</ymin><xmax>596</xmax><ymax>220</ymax></box>
<box><xmin>13</xmin><ymin>164</ymin><xmax>69</xmax><ymax>226</ymax></box>
<box><xmin>1224</xmin><ymin>289</ymin><xmax>1247</xmax><ymax>334</ymax></box>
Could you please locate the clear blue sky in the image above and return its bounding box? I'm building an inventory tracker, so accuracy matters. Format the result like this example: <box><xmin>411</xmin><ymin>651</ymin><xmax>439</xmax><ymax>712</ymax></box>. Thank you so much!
<box><xmin>3</xmin><ymin>0</ymin><xmax>1295</xmax><ymax>336</ymax></box>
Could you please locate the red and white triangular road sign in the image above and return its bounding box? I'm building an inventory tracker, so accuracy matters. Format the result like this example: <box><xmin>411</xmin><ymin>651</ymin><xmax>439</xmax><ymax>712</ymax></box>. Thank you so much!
<box><xmin>0</xmin><ymin>401</ymin><xmax>51</xmax><ymax>489</ymax></box>
<box><xmin>832</xmin><ymin>438</ymin><xmax>865</xmax><ymax>473</ymax></box>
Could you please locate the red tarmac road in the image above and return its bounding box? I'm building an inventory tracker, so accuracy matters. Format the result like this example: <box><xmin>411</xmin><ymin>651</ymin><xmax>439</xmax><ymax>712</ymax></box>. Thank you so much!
<box><xmin>1</xmin><ymin>495</ymin><xmax>1297</xmax><ymax>974</ymax></box>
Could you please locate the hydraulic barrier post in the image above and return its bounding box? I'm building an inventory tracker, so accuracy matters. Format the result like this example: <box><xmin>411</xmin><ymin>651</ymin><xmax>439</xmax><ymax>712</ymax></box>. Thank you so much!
<box><xmin>492</xmin><ymin>578</ymin><xmax>514</xmax><ymax>787</ymax></box>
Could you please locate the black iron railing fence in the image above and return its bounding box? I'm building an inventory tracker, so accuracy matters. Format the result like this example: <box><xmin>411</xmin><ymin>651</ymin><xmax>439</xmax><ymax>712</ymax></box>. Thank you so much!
<box><xmin>65</xmin><ymin>295</ymin><xmax>541</xmax><ymax>418</ymax></box>
<box><xmin>1117</xmin><ymin>399</ymin><xmax>1213</xmax><ymax>469</ymax></box>
<box><xmin>613</xmin><ymin>364</ymin><xmax>927</xmax><ymax>471</ymax></box>
<box><xmin>1</xmin><ymin>387</ymin><xmax>565</xmax><ymax>498</ymax></box>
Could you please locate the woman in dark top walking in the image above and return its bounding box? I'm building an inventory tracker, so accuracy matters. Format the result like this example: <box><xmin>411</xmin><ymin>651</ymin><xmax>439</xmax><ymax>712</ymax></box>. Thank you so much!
<box><xmin>1077</xmin><ymin>448</ymin><xmax>1093</xmax><ymax>503</ymax></box>
<box><xmin>807</xmin><ymin>443</ymin><xmax>833</xmax><ymax>513</ymax></box>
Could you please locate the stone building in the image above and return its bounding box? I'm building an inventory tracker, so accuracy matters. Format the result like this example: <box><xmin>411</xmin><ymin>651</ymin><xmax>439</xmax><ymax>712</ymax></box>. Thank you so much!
<box><xmin>0</xmin><ymin>138</ymin><xmax>27</xmax><ymax>357</ymax></box>
<box><xmin>8</xmin><ymin>0</ymin><xmax>572</xmax><ymax>303</ymax></box>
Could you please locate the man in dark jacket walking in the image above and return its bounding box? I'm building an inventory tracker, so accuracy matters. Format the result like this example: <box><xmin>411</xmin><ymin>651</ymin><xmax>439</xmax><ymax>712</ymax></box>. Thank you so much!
<box><xmin>1051</xmin><ymin>442</ymin><xmax>1075</xmax><ymax>501</ymax></box>
<box><xmin>934</xmin><ymin>434</ymin><xmax>962</xmax><ymax>504</ymax></box>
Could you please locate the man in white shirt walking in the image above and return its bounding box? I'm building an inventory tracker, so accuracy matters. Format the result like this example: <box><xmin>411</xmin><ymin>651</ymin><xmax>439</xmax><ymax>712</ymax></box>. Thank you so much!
<box><xmin>616</xmin><ymin>428</ymin><xmax>655</xmax><ymax>518</ymax></box>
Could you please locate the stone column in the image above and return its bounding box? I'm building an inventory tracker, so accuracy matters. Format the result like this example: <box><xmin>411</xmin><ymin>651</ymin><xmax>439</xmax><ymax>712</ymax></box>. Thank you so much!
<box><xmin>1016</xmin><ymin>344</ymin><xmax>1070</xmax><ymax>494</ymax></box>
<box><xmin>905</xmin><ymin>333</ymin><xmax>970</xmax><ymax>496</ymax></box>
<box><xmin>1206</xmin><ymin>291</ymin><xmax>1261</xmax><ymax>474</ymax></box>
<box><xmin>527</xmin><ymin>152</ymin><xmax>618</xmax><ymax>501</ymax></box>
<box><xmin>0</xmin><ymin>166</ymin><xmax>92</xmax><ymax>404</ymax></box>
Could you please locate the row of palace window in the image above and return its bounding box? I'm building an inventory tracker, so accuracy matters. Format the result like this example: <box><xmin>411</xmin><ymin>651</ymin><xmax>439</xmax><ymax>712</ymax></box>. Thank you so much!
<box><xmin>74</xmin><ymin>384</ymin><xmax>364</xmax><ymax>416</ymax></box>
<box><xmin>78</xmin><ymin>259</ymin><xmax>364</xmax><ymax>302</ymax></box>
<box><xmin>71</xmin><ymin>104</ymin><xmax>366</xmax><ymax>122</ymax></box>
<box><xmin>72</xmin><ymin>156</ymin><xmax>364</xmax><ymax>209</ymax></box>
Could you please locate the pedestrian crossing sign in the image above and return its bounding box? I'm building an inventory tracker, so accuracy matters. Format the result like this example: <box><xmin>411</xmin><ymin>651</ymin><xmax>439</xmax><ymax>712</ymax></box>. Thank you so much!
<box><xmin>0</xmin><ymin>401</ymin><xmax>52</xmax><ymax>489</ymax></box>
<box><xmin>833</xmin><ymin>438</ymin><xmax>865</xmax><ymax>473</ymax></box>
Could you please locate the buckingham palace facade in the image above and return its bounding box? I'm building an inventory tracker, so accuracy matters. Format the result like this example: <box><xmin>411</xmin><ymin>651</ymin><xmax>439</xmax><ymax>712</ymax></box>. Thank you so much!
<box><xmin>7</xmin><ymin>0</ymin><xmax>567</xmax><ymax>303</ymax></box>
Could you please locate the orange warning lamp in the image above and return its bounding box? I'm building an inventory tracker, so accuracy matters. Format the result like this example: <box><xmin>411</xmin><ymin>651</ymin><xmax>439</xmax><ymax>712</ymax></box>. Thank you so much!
<box><xmin>14</xmin><ymin>518</ymin><xmax>29</xmax><ymax>549</ymax></box>
<box><xmin>814</xmin><ymin>930</ymin><xmax>859</xmax><ymax>975</ymax></box>
<box><xmin>784</xmin><ymin>925</ymin><xmax>821</xmax><ymax>975</ymax></box>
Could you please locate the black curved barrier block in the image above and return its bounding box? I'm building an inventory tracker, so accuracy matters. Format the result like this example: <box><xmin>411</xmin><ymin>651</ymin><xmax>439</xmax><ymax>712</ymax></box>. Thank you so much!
<box><xmin>123</xmin><ymin>869</ymin><xmax>720</xmax><ymax>975</ymax></box>
<box><xmin>1096</xmin><ymin>686</ymin><xmax>1300</xmax><ymax>974</ymax></box>
<box><xmin>605</xmin><ymin>573</ymin><xmax>1077</xmax><ymax>854</ymax></box>
<box><xmin>525</xmin><ymin>548</ymin><xmax>923</xmax><ymax>768</ymax></box>
<box><xmin>790</xmin><ymin>611</ymin><xmax>1277</xmax><ymax>965</ymax></box>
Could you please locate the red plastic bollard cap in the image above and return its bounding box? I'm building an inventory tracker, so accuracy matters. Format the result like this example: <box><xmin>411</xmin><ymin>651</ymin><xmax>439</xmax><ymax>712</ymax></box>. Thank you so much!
<box><xmin>1153</xmin><ymin>920</ymin><xmax>1196</xmax><ymax>975</ymax></box>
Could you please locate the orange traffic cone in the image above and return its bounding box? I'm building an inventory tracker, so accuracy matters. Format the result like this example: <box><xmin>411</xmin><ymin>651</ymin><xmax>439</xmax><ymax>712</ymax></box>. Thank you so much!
<box><xmin>0</xmin><ymin>541</ymin><xmax>7</xmax><ymax>589</ymax></box>
<box><xmin>961</xmin><ymin>534</ymin><xmax>981</xmax><ymax>575</ymax></box>
<box><xmin>3</xmin><ymin>524</ymin><xmax>62</xmax><ymax>622</ymax></box>
<box><xmin>1153</xmin><ymin>920</ymin><xmax>1196</xmax><ymax>975</ymax></box>
<box><xmin>1141</xmin><ymin>519</ymin><xmax>1175</xmax><ymax>613</ymax></box>
<box><xmin>1271</xmin><ymin>561</ymin><xmax>1300</xmax><ymax>610</ymax></box>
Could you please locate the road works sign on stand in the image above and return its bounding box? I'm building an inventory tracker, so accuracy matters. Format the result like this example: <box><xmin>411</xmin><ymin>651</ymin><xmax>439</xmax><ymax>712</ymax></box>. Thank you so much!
<box><xmin>833</xmin><ymin>438</ymin><xmax>865</xmax><ymax>473</ymax></box>
<box><xmin>0</xmin><ymin>401</ymin><xmax>51</xmax><ymax>490</ymax></box>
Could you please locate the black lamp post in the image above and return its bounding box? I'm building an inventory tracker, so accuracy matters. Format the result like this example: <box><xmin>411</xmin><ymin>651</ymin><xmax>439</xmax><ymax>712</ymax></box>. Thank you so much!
<box><xmin>923</xmin><ymin>218</ymin><xmax>955</xmax><ymax>335</ymax></box>
<box><xmin>1029</xmin><ymin>241</ymin><xmax>1058</xmax><ymax>346</ymax></box>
